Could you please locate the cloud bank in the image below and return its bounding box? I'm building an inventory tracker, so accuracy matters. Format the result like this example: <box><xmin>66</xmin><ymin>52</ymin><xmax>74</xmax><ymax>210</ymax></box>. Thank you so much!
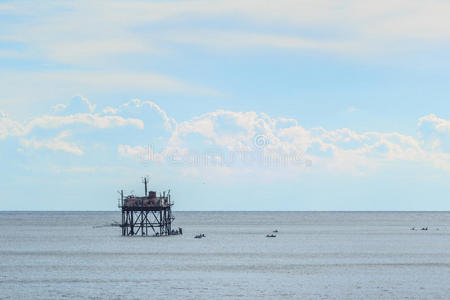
<box><xmin>2</xmin><ymin>96</ymin><xmax>450</xmax><ymax>176</ymax></box>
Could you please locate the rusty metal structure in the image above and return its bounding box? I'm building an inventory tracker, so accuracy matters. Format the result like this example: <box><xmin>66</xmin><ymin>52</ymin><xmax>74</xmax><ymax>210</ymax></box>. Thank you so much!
<box><xmin>118</xmin><ymin>177</ymin><xmax>175</xmax><ymax>236</ymax></box>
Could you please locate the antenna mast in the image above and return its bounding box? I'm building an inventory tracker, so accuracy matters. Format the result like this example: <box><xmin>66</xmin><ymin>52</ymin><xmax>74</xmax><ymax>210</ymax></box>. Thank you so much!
<box><xmin>143</xmin><ymin>176</ymin><xmax>149</xmax><ymax>196</ymax></box>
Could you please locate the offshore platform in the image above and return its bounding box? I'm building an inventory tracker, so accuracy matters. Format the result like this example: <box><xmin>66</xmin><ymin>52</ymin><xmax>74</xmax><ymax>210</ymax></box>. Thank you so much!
<box><xmin>118</xmin><ymin>178</ymin><xmax>180</xmax><ymax>236</ymax></box>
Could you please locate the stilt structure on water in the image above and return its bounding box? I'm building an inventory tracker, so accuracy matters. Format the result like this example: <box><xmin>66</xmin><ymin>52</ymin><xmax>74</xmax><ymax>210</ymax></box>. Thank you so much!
<box><xmin>118</xmin><ymin>177</ymin><xmax>179</xmax><ymax>236</ymax></box>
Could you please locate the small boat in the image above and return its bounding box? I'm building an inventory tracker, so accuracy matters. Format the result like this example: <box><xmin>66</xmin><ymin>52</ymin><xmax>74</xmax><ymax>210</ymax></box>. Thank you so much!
<box><xmin>273</xmin><ymin>230</ymin><xmax>279</xmax><ymax>233</ymax></box>
<box><xmin>171</xmin><ymin>227</ymin><xmax>183</xmax><ymax>235</ymax></box>
<box><xmin>266</xmin><ymin>234</ymin><xmax>277</xmax><ymax>238</ymax></box>
<box><xmin>194</xmin><ymin>234</ymin><xmax>206</xmax><ymax>239</ymax></box>
<box><xmin>92</xmin><ymin>220</ymin><xmax>122</xmax><ymax>229</ymax></box>
<box><xmin>110</xmin><ymin>220</ymin><xmax>122</xmax><ymax>227</ymax></box>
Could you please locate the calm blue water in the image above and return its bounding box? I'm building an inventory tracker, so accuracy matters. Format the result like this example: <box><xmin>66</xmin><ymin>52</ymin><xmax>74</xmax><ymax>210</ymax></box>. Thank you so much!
<box><xmin>0</xmin><ymin>211</ymin><xmax>449</xmax><ymax>299</ymax></box>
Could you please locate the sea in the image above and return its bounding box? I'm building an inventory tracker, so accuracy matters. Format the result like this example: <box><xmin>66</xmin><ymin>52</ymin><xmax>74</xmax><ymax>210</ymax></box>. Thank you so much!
<box><xmin>0</xmin><ymin>211</ymin><xmax>449</xmax><ymax>299</ymax></box>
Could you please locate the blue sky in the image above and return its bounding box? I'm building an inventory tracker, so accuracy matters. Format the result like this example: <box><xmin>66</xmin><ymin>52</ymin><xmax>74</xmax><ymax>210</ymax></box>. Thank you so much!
<box><xmin>1</xmin><ymin>0</ymin><xmax>450</xmax><ymax>210</ymax></box>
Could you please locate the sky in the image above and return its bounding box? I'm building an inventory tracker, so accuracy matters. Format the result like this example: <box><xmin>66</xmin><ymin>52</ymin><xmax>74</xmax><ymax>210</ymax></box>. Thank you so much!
<box><xmin>1</xmin><ymin>0</ymin><xmax>450</xmax><ymax>210</ymax></box>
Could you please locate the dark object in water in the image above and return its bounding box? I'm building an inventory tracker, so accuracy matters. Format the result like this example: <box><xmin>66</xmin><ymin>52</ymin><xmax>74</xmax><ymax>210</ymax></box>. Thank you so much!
<box><xmin>421</xmin><ymin>227</ymin><xmax>428</xmax><ymax>231</ymax></box>
<box><xmin>93</xmin><ymin>220</ymin><xmax>122</xmax><ymax>229</ymax></box>
<box><xmin>194</xmin><ymin>234</ymin><xmax>205</xmax><ymax>239</ymax></box>
<box><xmin>266</xmin><ymin>234</ymin><xmax>277</xmax><ymax>238</ymax></box>
<box><xmin>171</xmin><ymin>228</ymin><xmax>183</xmax><ymax>235</ymax></box>
<box><xmin>110</xmin><ymin>220</ymin><xmax>121</xmax><ymax>227</ymax></box>
<box><xmin>273</xmin><ymin>230</ymin><xmax>279</xmax><ymax>233</ymax></box>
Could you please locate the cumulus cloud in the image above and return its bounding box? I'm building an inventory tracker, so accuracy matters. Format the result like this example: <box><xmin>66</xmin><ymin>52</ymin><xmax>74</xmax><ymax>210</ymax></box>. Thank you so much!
<box><xmin>0</xmin><ymin>97</ymin><xmax>145</xmax><ymax>141</ymax></box>
<box><xmin>20</xmin><ymin>131</ymin><xmax>83</xmax><ymax>155</ymax></box>
<box><xmin>417</xmin><ymin>113</ymin><xmax>450</xmax><ymax>154</ymax></box>
<box><xmin>1</xmin><ymin>113</ymin><xmax>144</xmax><ymax>139</ymax></box>
<box><xmin>0</xmin><ymin>112</ymin><xmax>25</xmax><ymax>139</ymax></box>
<box><xmin>3</xmin><ymin>97</ymin><xmax>450</xmax><ymax>174</ymax></box>
<box><xmin>117</xmin><ymin>105</ymin><xmax>450</xmax><ymax>174</ymax></box>
<box><xmin>0</xmin><ymin>97</ymin><xmax>150</xmax><ymax>159</ymax></box>
<box><xmin>102</xmin><ymin>106</ymin><xmax>119</xmax><ymax>114</ymax></box>
<box><xmin>64</xmin><ymin>95</ymin><xmax>96</xmax><ymax>113</ymax></box>
<box><xmin>119</xmin><ymin>99</ymin><xmax>176</xmax><ymax>131</ymax></box>
<box><xmin>28</xmin><ymin>114</ymin><xmax>144</xmax><ymax>131</ymax></box>
<box><xmin>160</xmin><ymin>109</ymin><xmax>431</xmax><ymax>173</ymax></box>
<box><xmin>418</xmin><ymin>114</ymin><xmax>450</xmax><ymax>133</ymax></box>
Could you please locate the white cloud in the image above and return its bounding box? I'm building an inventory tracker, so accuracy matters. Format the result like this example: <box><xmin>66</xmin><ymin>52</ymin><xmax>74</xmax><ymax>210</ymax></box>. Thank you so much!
<box><xmin>131</xmin><ymin>106</ymin><xmax>450</xmax><ymax>174</ymax></box>
<box><xmin>4</xmin><ymin>114</ymin><xmax>144</xmax><ymax>138</ymax></box>
<box><xmin>54</xmin><ymin>96</ymin><xmax>96</xmax><ymax>114</ymax></box>
<box><xmin>347</xmin><ymin>107</ymin><xmax>357</xmax><ymax>113</ymax></box>
<box><xmin>78</xmin><ymin>0</ymin><xmax>450</xmax><ymax>43</ymax></box>
<box><xmin>166</xmin><ymin>31</ymin><xmax>359</xmax><ymax>53</ymax></box>
<box><xmin>29</xmin><ymin>114</ymin><xmax>144</xmax><ymax>131</ymax></box>
<box><xmin>52</xmin><ymin>104</ymin><xmax>67</xmax><ymax>112</ymax></box>
<box><xmin>103</xmin><ymin>107</ymin><xmax>119</xmax><ymax>114</ymax></box>
<box><xmin>418</xmin><ymin>114</ymin><xmax>450</xmax><ymax>133</ymax></box>
<box><xmin>20</xmin><ymin>131</ymin><xmax>83</xmax><ymax>155</ymax></box>
<box><xmin>4</xmin><ymin>0</ymin><xmax>450</xmax><ymax>67</ymax></box>
<box><xmin>118</xmin><ymin>144</ymin><xmax>164</xmax><ymax>162</ymax></box>
<box><xmin>0</xmin><ymin>112</ymin><xmax>25</xmax><ymax>139</ymax></box>
<box><xmin>4</xmin><ymin>97</ymin><xmax>450</xmax><ymax>174</ymax></box>
<box><xmin>42</xmin><ymin>38</ymin><xmax>152</xmax><ymax>64</ymax></box>
<box><xmin>0</xmin><ymin>97</ymin><xmax>145</xmax><ymax>140</ymax></box>
<box><xmin>79</xmin><ymin>95</ymin><xmax>96</xmax><ymax>113</ymax></box>
<box><xmin>119</xmin><ymin>99</ymin><xmax>177</xmax><ymax>131</ymax></box>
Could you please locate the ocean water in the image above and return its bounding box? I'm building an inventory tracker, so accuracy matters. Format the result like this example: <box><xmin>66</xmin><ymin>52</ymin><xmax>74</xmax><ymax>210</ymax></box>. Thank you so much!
<box><xmin>0</xmin><ymin>211</ymin><xmax>449</xmax><ymax>299</ymax></box>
